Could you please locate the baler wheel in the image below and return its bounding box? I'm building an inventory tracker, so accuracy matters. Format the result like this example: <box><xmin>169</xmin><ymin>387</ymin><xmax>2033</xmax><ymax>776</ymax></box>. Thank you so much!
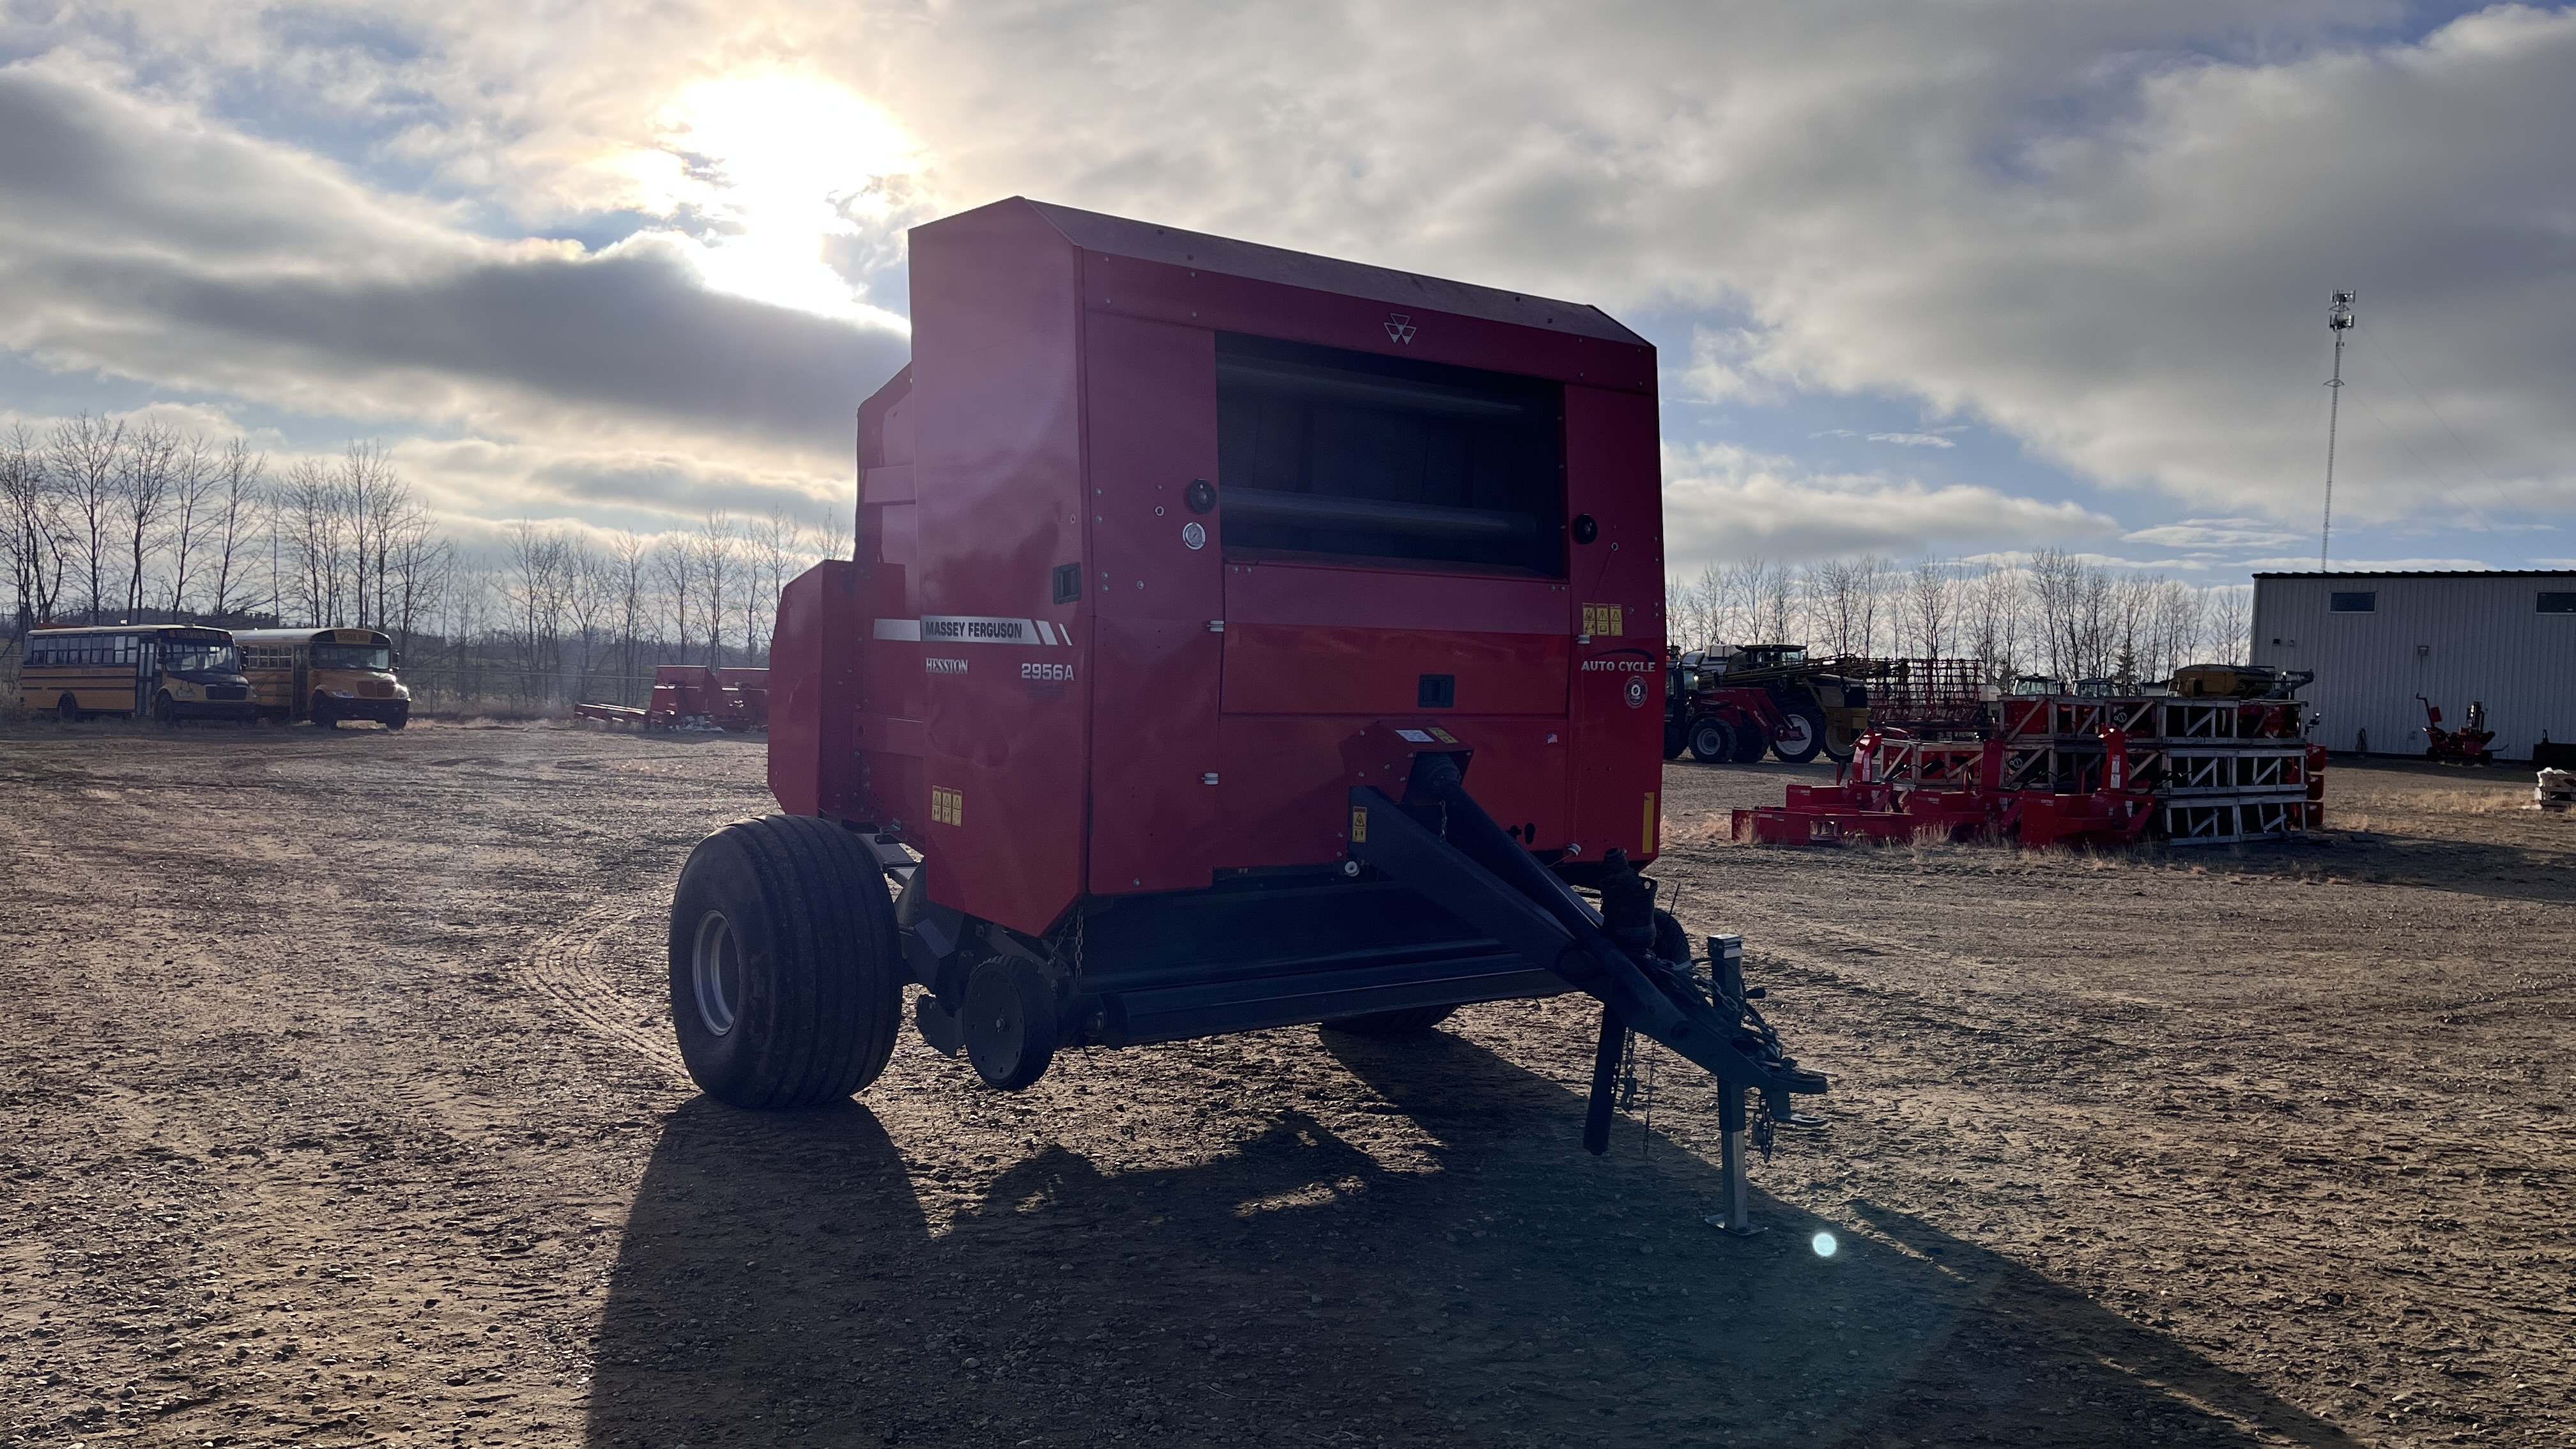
<box><xmin>1320</xmin><ymin>1004</ymin><xmax>1458</xmax><ymax>1038</ymax></box>
<box><xmin>668</xmin><ymin>815</ymin><xmax>903</xmax><ymax>1108</ymax></box>
<box><xmin>1687</xmin><ymin>718</ymin><xmax>1735</xmax><ymax>764</ymax></box>
<box><xmin>1662</xmin><ymin>724</ymin><xmax>1686</xmax><ymax>760</ymax></box>
<box><xmin>963</xmin><ymin>958</ymin><xmax>1057</xmax><ymax>1090</ymax></box>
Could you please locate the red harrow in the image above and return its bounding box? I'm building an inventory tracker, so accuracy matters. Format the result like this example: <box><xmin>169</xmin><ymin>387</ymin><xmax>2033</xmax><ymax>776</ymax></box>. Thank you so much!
<box><xmin>1731</xmin><ymin>728</ymin><xmax>2156</xmax><ymax>850</ymax></box>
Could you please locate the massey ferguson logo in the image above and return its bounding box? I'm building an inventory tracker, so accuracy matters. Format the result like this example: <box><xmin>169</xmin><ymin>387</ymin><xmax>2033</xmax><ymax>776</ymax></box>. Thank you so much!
<box><xmin>1385</xmin><ymin>312</ymin><xmax>1416</xmax><ymax>344</ymax></box>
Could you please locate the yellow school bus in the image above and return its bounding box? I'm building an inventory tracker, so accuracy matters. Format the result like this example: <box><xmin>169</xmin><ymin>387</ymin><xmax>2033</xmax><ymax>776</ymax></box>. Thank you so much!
<box><xmin>233</xmin><ymin>627</ymin><xmax>412</xmax><ymax>730</ymax></box>
<box><xmin>18</xmin><ymin>624</ymin><xmax>258</xmax><ymax>723</ymax></box>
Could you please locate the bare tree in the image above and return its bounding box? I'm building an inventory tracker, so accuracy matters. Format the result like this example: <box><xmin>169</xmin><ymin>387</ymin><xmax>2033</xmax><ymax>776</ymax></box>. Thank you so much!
<box><xmin>809</xmin><ymin>504</ymin><xmax>852</xmax><ymax>564</ymax></box>
<box><xmin>49</xmin><ymin>414</ymin><xmax>124</xmax><ymax>622</ymax></box>
<box><xmin>654</xmin><ymin>535</ymin><xmax>695</xmax><ymax>670</ymax></box>
<box><xmin>563</xmin><ymin>540</ymin><xmax>611</xmax><ymax>698</ymax></box>
<box><xmin>1964</xmin><ymin>562</ymin><xmax>2023</xmax><ymax>685</ymax></box>
<box><xmin>4</xmin><ymin>425</ymin><xmax>70</xmax><ymax>639</ymax></box>
<box><xmin>112</xmin><ymin>421</ymin><xmax>179</xmax><ymax>617</ymax></box>
<box><xmin>1905</xmin><ymin>558</ymin><xmax>1954</xmax><ymax>658</ymax></box>
<box><xmin>748</xmin><ymin>507</ymin><xmax>801</xmax><ymax>662</ymax></box>
<box><xmin>2145</xmin><ymin>578</ymin><xmax>2204</xmax><ymax>682</ymax></box>
<box><xmin>1805</xmin><ymin>558</ymin><xmax>1877</xmax><ymax>657</ymax></box>
<box><xmin>202</xmin><ymin>440</ymin><xmax>268</xmax><ymax>620</ymax></box>
<box><xmin>2207</xmin><ymin>587</ymin><xmax>2251</xmax><ymax>664</ymax></box>
<box><xmin>277</xmin><ymin>457</ymin><xmax>347</xmax><ymax>626</ymax></box>
<box><xmin>385</xmin><ymin>518</ymin><xmax>448</xmax><ymax>660</ymax></box>
<box><xmin>158</xmin><ymin>433</ymin><xmax>218</xmax><ymax>618</ymax></box>
<box><xmin>608</xmin><ymin>530</ymin><xmax>650</xmax><ymax>704</ymax></box>
<box><xmin>694</xmin><ymin>510</ymin><xmax>736</xmax><ymax>668</ymax></box>
<box><xmin>505</xmin><ymin>521</ymin><xmax>574</xmax><ymax>700</ymax></box>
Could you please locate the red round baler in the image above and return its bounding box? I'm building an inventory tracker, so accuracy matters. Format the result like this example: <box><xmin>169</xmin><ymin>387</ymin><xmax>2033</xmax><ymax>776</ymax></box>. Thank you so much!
<box><xmin>671</xmin><ymin>198</ymin><xmax>1822</xmax><ymax>1188</ymax></box>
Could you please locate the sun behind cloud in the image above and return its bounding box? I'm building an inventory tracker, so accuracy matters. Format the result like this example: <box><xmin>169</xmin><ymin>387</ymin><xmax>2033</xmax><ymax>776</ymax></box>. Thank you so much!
<box><xmin>622</xmin><ymin>74</ymin><xmax>923</xmax><ymax>324</ymax></box>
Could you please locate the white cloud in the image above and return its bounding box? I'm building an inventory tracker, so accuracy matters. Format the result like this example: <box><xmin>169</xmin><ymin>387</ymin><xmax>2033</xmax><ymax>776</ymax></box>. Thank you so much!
<box><xmin>4</xmin><ymin>1</ymin><xmax>2575</xmax><ymax>546</ymax></box>
<box><xmin>2122</xmin><ymin>518</ymin><xmax>2306</xmax><ymax>551</ymax></box>
<box><xmin>1662</xmin><ymin>442</ymin><xmax>2114</xmax><ymax>569</ymax></box>
<box><xmin>0</xmin><ymin>61</ymin><xmax>908</xmax><ymax>479</ymax></box>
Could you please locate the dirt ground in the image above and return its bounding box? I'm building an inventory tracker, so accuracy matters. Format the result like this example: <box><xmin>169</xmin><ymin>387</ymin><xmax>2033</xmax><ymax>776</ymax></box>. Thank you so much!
<box><xmin>0</xmin><ymin>719</ymin><xmax>2568</xmax><ymax>1449</ymax></box>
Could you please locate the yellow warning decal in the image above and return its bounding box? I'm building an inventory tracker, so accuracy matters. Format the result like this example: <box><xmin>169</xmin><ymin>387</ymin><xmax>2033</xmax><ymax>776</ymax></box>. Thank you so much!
<box><xmin>1349</xmin><ymin>806</ymin><xmax>1369</xmax><ymax>844</ymax></box>
<box><xmin>931</xmin><ymin>786</ymin><xmax>963</xmax><ymax>827</ymax></box>
<box><xmin>1643</xmin><ymin>791</ymin><xmax>1658</xmax><ymax>855</ymax></box>
<box><xmin>1429</xmin><ymin>726</ymin><xmax>1458</xmax><ymax>744</ymax></box>
<box><xmin>1581</xmin><ymin>603</ymin><xmax>1625</xmax><ymax>636</ymax></box>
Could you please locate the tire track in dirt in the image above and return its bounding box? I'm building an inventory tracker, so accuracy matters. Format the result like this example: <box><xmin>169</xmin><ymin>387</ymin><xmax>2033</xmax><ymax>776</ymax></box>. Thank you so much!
<box><xmin>519</xmin><ymin>903</ymin><xmax>690</xmax><ymax>1082</ymax></box>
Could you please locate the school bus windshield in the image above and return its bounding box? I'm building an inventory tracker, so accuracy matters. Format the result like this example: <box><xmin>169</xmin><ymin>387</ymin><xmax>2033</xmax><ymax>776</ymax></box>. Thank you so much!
<box><xmin>161</xmin><ymin>641</ymin><xmax>240</xmax><ymax>673</ymax></box>
<box><xmin>312</xmin><ymin>642</ymin><xmax>391</xmax><ymax>671</ymax></box>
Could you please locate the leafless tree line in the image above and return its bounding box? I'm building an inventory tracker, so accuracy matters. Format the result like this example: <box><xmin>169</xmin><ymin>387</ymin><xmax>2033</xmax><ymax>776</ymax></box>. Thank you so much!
<box><xmin>1668</xmin><ymin>549</ymin><xmax>2253</xmax><ymax>687</ymax></box>
<box><xmin>6</xmin><ymin>416</ymin><xmax>276</xmax><ymax>636</ymax></box>
<box><xmin>5</xmin><ymin>415</ymin><xmax>851</xmax><ymax>710</ymax></box>
<box><xmin>463</xmin><ymin>506</ymin><xmax>841</xmax><ymax>707</ymax></box>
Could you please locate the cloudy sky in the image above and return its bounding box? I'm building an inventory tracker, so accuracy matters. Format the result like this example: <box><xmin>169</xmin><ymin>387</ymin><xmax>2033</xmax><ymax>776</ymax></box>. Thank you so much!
<box><xmin>3</xmin><ymin>1</ymin><xmax>2570</xmax><ymax>581</ymax></box>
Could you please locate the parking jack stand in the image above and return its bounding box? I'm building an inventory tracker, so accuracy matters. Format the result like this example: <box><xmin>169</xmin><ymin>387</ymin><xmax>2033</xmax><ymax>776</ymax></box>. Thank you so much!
<box><xmin>1708</xmin><ymin>1082</ymin><xmax>1763</xmax><ymax>1236</ymax></box>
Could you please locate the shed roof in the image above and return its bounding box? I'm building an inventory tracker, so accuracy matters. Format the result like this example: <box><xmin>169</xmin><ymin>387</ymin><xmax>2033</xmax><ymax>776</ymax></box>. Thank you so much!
<box><xmin>2253</xmin><ymin>570</ymin><xmax>2576</xmax><ymax>579</ymax></box>
<box><xmin>1019</xmin><ymin>198</ymin><xmax>1647</xmax><ymax>346</ymax></box>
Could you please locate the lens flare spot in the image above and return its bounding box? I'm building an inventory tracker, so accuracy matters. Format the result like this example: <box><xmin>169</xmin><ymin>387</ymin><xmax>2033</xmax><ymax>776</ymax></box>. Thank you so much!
<box><xmin>1812</xmin><ymin>1230</ymin><xmax>1839</xmax><ymax>1258</ymax></box>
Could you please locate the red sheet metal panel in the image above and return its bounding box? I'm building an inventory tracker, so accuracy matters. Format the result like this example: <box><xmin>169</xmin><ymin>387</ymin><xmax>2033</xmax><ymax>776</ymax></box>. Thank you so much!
<box><xmin>1080</xmin><ymin>310</ymin><xmax>1226</xmax><ymax>895</ymax></box>
<box><xmin>907</xmin><ymin>201</ymin><xmax>1091</xmax><ymax>935</ymax></box>
<box><xmin>1563</xmin><ymin>384</ymin><xmax>1667</xmax><ymax>865</ymax></box>
<box><xmin>766</xmin><ymin>562</ymin><xmax>861</xmax><ymax>818</ymax></box>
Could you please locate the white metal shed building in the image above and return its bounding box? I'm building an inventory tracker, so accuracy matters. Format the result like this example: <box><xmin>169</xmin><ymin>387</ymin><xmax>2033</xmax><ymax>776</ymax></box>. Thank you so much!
<box><xmin>2250</xmin><ymin>571</ymin><xmax>2576</xmax><ymax>760</ymax></box>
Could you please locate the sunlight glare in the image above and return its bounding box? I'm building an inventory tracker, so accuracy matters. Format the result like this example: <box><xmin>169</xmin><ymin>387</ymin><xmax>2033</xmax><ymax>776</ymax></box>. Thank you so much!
<box><xmin>638</xmin><ymin>75</ymin><xmax>921</xmax><ymax>322</ymax></box>
<box><xmin>1812</xmin><ymin>1230</ymin><xmax>1839</xmax><ymax>1257</ymax></box>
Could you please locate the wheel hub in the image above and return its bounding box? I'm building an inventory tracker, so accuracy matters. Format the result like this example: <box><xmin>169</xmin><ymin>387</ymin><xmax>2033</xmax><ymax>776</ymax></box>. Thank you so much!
<box><xmin>691</xmin><ymin>910</ymin><xmax>744</xmax><ymax>1037</ymax></box>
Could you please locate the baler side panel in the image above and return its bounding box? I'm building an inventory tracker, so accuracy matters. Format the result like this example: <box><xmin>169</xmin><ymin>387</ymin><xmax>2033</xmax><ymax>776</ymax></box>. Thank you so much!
<box><xmin>1565</xmin><ymin>384</ymin><xmax>1667</xmax><ymax>864</ymax></box>
<box><xmin>765</xmin><ymin>561</ymin><xmax>862</xmax><ymax>818</ymax></box>
<box><xmin>855</xmin><ymin>368</ymin><xmax>924</xmax><ymax>833</ymax></box>
<box><xmin>1081</xmin><ymin>309</ymin><xmax>1225</xmax><ymax>895</ymax></box>
<box><xmin>910</xmin><ymin>204</ymin><xmax>1091</xmax><ymax>935</ymax></box>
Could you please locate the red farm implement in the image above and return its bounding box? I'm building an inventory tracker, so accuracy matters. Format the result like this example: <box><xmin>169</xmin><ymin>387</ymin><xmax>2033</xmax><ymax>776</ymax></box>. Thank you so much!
<box><xmin>575</xmin><ymin>665</ymin><xmax>770</xmax><ymax>732</ymax></box>
<box><xmin>2416</xmin><ymin>694</ymin><xmax>2496</xmax><ymax>764</ymax></box>
<box><xmin>1733</xmin><ymin>687</ymin><xmax>2324</xmax><ymax>849</ymax></box>
<box><xmin>1731</xmin><ymin>728</ymin><xmax>2156</xmax><ymax>849</ymax></box>
<box><xmin>654</xmin><ymin>199</ymin><xmax>1824</xmax><ymax>1216</ymax></box>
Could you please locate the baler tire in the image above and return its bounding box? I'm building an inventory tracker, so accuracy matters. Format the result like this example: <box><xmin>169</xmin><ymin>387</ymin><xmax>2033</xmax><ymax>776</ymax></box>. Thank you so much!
<box><xmin>668</xmin><ymin>815</ymin><xmax>903</xmax><ymax>1109</ymax></box>
<box><xmin>962</xmin><ymin>958</ymin><xmax>1057</xmax><ymax>1091</ymax></box>
<box><xmin>1772</xmin><ymin>706</ymin><xmax>1828</xmax><ymax>764</ymax></box>
<box><xmin>1687</xmin><ymin>719</ymin><xmax>1734</xmax><ymax>764</ymax></box>
<box><xmin>1662</xmin><ymin>724</ymin><xmax>1686</xmax><ymax>760</ymax></box>
<box><xmin>1321</xmin><ymin>1005</ymin><xmax>1458</xmax><ymax>1038</ymax></box>
<box><xmin>1729</xmin><ymin>726</ymin><xmax>1767</xmax><ymax>763</ymax></box>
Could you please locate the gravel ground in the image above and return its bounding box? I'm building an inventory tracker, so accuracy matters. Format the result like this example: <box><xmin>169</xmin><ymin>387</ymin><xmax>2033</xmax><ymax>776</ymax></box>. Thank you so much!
<box><xmin>0</xmin><ymin>719</ymin><xmax>2567</xmax><ymax>1449</ymax></box>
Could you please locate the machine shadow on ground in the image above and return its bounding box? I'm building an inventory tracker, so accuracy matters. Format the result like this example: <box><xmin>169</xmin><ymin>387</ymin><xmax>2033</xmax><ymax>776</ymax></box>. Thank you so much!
<box><xmin>586</xmin><ymin>1030</ymin><xmax>2354</xmax><ymax>1449</ymax></box>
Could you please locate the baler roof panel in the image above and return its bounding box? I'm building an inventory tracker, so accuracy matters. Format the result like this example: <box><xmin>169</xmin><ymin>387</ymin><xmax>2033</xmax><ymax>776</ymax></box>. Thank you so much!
<box><xmin>1023</xmin><ymin>199</ymin><xmax>1646</xmax><ymax>347</ymax></box>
